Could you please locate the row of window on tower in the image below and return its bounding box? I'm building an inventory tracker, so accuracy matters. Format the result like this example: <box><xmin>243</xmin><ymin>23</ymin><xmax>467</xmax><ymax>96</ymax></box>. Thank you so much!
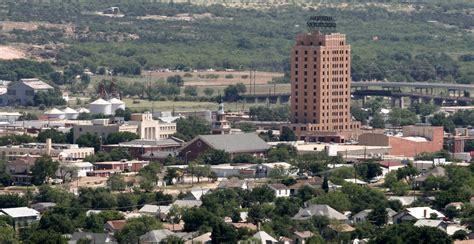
<box><xmin>295</xmin><ymin>49</ymin><xmax>348</xmax><ymax>55</ymax></box>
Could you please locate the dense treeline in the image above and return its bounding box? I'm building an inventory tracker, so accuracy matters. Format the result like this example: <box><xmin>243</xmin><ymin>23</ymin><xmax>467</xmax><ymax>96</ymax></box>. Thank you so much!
<box><xmin>0</xmin><ymin>2</ymin><xmax>472</xmax><ymax>83</ymax></box>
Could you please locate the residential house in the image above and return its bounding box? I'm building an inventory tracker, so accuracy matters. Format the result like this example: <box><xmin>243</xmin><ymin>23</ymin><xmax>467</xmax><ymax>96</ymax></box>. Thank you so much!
<box><xmin>388</xmin><ymin>196</ymin><xmax>418</xmax><ymax>206</ymax></box>
<box><xmin>413</xmin><ymin>167</ymin><xmax>446</xmax><ymax>188</ymax></box>
<box><xmin>288</xmin><ymin>177</ymin><xmax>323</xmax><ymax>196</ymax></box>
<box><xmin>292</xmin><ymin>231</ymin><xmax>315</xmax><ymax>244</ymax></box>
<box><xmin>230</xmin><ymin>223</ymin><xmax>258</xmax><ymax>231</ymax></box>
<box><xmin>6</xmin><ymin>155</ymin><xmax>37</xmax><ymax>184</ymax></box>
<box><xmin>179</xmin><ymin>133</ymin><xmax>270</xmax><ymax>162</ymax></box>
<box><xmin>173</xmin><ymin>200</ymin><xmax>202</xmax><ymax>209</ymax></box>
<box><xmin>104</xmin><ymin>219</ymin><xmax>126</xmax><ymax>233</ymax></box>
<box><xmin>352</xmin><ymin>208</ymin><xmax>397</xmax><ymax>224</ymax></box>
<box><xmin>183</xmin><ymin>188</ymin><xmax>211</xmax><ymax>201</ymax></box>
<box><xmin>184</xmin><ymin>232</ymin><xmax>211</xmax><ymax>244</ymax></box>
<box><xmin>211</xmin><ymin>163</ymin><xmax>255</xmax><ymax>178</ymax></box>
<box><xmin>0</xmin><ymin>207</ymin><xmax>40</xmax><ymax>227</ymax></box>
<box><xmin>93</xmin><ymin>160</ymin><xmax>149</xmax><ymax>173</ymax></box>
<box><xmin>268</xmin><ymin>183</ymin><xmax>290</xmax><ymax>198</ymax></box>
<box><xmin>138</xmin><ymin>204</ymin><xmax>171</xmax><ymax>220</ymax></box>
<box><xmin>292</xmin><ymin>204</ymin><xmax>348</xmax><ymax>222</ymax></box>
<box><xmin>323</xmin><ymin>224</ymin><xmax>355</xmax><ymax>241</ymax></box>
<box><xmin>445</xmin><ymin>202</ymin><xmax>464</xmax><ymax>210</ymax></box>
<box><xmin>217</xmin><ymin>177</ymin><xmax>249</xmax><ymax>190</ymax></box>
<box><xmin>68</xmin><ymin>232</ymin><xmax>116</xmax><ymax>244</ymax></box>
<box><xmin>31</xmin><ymin>202</ymin><xmax>56</xmax><ymax>213</ymax></box>
<box><xmin>378</xmin><ymin>161</ymin><xmax>405</xmax><ymax>176</ymax></box>
<box><xmin>139</xmin><ymin>229</ymin><xmax>179</xmax><ymax>243</ymax></box>
<box><xmin>414</xmin><ymin>219</ymin><xmax>446</xmax><ymax>232</ymax></box>
<box><xmin>6</xmin><ymin>78</ymin><xmax>53</xmax><ymax>106</ymax></box>
<box><xmin>393</xmin><ymin>207</ymin><xmax>445</xmax><ymax>223</ymax></box>
<box><xmin>252</xmin><ymin>231</ymin><xmax>278</xmax><ymax>244</ymax></box>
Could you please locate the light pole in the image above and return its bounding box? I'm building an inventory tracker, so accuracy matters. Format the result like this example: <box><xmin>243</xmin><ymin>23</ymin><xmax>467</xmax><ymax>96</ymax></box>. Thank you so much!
<box><xmin>185</xmin><ymin>151</ymin><xmax>192</xmax><ymax>185</ymax></box>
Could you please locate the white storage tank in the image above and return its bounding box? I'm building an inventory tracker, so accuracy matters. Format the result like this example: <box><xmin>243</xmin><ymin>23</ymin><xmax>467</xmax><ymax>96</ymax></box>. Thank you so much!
<box><xmin>109</xmin><ymin>98</ymin><xmax>125</xmax><ymax>115</ymax></box>
<box><xmin>76</xmin><ymin>107</ymin><xmax>90</xmax><ymax>114</ymax></box>
<box><xmin>62</xmin><ymin>107</ymin><xmax>79</xmax><ymax>120</ymax></box>
<box><xmin>45</xmin><ymin>108</ymin><xmax>65</xmax><ymax>120</ymax></box>
<box><xmin>89</xmin><ymin>98</ymin><xmax>112</xmax><ymax>115</ymax></box>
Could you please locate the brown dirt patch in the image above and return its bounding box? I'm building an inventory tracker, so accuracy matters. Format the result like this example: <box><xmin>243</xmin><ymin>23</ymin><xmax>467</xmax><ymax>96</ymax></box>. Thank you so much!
<box><xmin>0</xmin><ymin>46</ymin><xmax>27</xmax><ymax>60</ymax></box>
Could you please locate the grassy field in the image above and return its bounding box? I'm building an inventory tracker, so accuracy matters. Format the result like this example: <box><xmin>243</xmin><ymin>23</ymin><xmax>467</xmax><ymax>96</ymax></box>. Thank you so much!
<box><xmin>122</xmin><ymin>98</ymin><xmax>283</xmax><ymax>112</ymax></box>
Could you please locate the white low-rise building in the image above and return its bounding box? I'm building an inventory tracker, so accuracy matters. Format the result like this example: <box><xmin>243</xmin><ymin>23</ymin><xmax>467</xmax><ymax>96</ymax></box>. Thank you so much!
<box><xmin>0</xmin><ymin>207</ymin><xmax>40</xmax><ymax>227</ymax></box>
<box><xmin>268</xmin><ymin>183</ymin><xmax>290</xmax><ymax>198</ymax></box>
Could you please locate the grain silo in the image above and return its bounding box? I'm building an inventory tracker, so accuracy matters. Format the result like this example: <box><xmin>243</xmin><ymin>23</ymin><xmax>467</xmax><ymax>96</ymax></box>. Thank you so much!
<box><xmin>62</xmin><ymin>107</ymin><xmax>79</xmax><ymax>120</ymax></box>
<box><xmin>89</xmin><ymin>98</ymin><xmax>112</xmax><ymax>115</ymax></box>
<box><xmin>45</xmin><ymin>108</ymin><xmax>65</xmax><ymax>120</ymax></box>
<box><xmin>109</xmin><ymin>98</ymin><xmax>125</xmax><ymax>115</ymax></box>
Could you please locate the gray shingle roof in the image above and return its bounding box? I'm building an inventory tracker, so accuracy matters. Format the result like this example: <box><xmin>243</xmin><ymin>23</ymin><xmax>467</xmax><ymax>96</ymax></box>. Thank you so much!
<box><xmin>197</xmin><ymin>133</ymin><xmax>270</xmax><ymax>153</ymax></box>
<box><xmin>292</xmin><ymin>204</ymin><xmax>347</xmax><ymax>221</ymax></box>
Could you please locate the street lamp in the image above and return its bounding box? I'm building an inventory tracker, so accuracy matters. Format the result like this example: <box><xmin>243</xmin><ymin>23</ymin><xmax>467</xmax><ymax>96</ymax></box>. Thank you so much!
<box><xmin>185</xmin><ymin>151</ymin><xmax>192</xmax><ymax>186</ymax></box>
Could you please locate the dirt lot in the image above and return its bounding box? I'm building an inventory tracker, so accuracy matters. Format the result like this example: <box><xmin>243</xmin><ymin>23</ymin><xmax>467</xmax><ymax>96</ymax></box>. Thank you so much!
<box><xmin>0</xmin><ymin>46</ymin><xmax>27</xmax><ymax>60</ymax></box>
<box><xmin>0</xmin><ymin>21</ymin><xmax>74</xmax><ymax>34</ymax></box>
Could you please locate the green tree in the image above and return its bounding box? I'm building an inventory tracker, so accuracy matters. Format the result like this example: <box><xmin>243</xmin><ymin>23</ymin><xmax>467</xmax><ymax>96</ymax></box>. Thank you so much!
<box><xmin>203</xmin><ymin>87</ymin><xmax>215</xmax><ymax>97</ymax></box>
<box><xmin>107</xmin><ymin>174</ymin><xmax>126</xmax><ymax>191</ymax></box>
<box><xmin>198</xmin><ymin>149</ymin><xmax>231</xmax><ymax>165</ymax></box>
<box><xmin>280</xmin><ymin>126</ymin><xmax>296</xmax><ymax>141</ymax></box>
<box><xmin>173</xmin><ymin>116</ymin><xmax>211</xmax><ymax>141</ymax></box>
<box><xmin>355</xmin><ymin>161</ymin><xmax>382</xmax><ymax>181</ymax></box>
<box><xmin>322</xmin><ymin>176</ymin><xmax>329</xmax><ymax>193</ymax></box>
<box><xmin>0</xmin><ymin>223</ymin><xmax>18</xmax><ymax>244</ymax></box>
<box><xmin>37</xmin><ymin>128</ymin><xmax>67</xmax><ymax>143</ymax></box>
<box><xmin>105</xmin><ymin>132</ymin><xmax>139</xmax><ymax>144</ymax></box>
<box><xmin>223</xmin><ymin>83</ymin><xmax>246</xmax><ymax>102</ymax></box>
<box><xmin>231</xmin><ymin>154</ymin><xmax>258</xmax><ymax>164</ymax></box>
<box><xmin>267</xmin><ymin>144</ymin><xmax>297</xmax><ymax>163</ymax></box>
<box><xmin>249</xmin><ymin>185</ymin><xmax>275</xmax><ymax>204</ymax></box>
<box><xmin>370</xmin><ymin>113</ymin><xmax>385</xmax><ymax>129</ymax></box>
<box><xmin>388</xmin><ymin>108</ymin><xmax>419</xmax><ymax>127</ymax></box>
<box><xmin>167</xmin><ymin>75</ymin><xmax>184</xmax><ymax>87</ymax></box>
<box><xmin>184</xmin><ymin>86</ymin><xmax>198</xmax><ymax>97</ymax></box>
<box><xmin>76</xmin><ymin>133</ymin><xmax>101</xmax><ymax>151</ymax></box>
<box><xmin>109</xmin><ymin>148</ymin><xmax>132</xmax><ymax>161</ymax></box>
<box><xmin>0</xmin><ymin>193</ymin><xmax>27</xmax><ymax>208</ymax></box>
<box><xmin>367</xmin><ymin>205</ymin><xmax>388</xmax><ymax>227</ymax></box>
<box><xmin>38</xmin><ymin>213</ymin><xmax>75</xmax><ymax>234</ymax></box>
<box><xmin>310</xmin><ymin>192</ymin><xmax>351</xmax><ymax>212</ymax></box>
<box><xmin>31</xmin><ymin>156</ymin><xmax>59</xmax><ymax>185</ymax></box>
<box><xmin>371</xmin><ymin>224</ymin><xmax>451</xmax><ymax>244</ymax></box>
<box><xmin>188</xmin><ymin>163</ymin><xmax>211</xmax><ymax>183</ymax></box>
<box><xmin>115</xmin><ymin>216</ymin><xmax>162</xmax><ymax>243</ymax></box>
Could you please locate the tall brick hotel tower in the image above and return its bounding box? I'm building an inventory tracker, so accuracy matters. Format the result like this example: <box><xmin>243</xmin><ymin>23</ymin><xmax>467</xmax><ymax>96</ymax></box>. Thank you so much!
<box><xmin>288</xmin><ymin>16</ymin><xmax>360</xmax><ymax>142</ymax></box>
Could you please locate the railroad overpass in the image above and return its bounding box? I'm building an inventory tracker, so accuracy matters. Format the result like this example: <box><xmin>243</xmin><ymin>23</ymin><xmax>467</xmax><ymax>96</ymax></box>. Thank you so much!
<box><xmin>241</xmin><ymin>81</ymin><xmax>474</xmax><ymax>106</ymax></box>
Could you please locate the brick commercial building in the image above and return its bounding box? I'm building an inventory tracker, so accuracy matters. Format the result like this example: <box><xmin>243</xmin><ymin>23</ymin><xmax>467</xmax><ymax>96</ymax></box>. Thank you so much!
<box><xmin>179</xmin><ymin>133</ymin><xmax>270</xmax><ymax>162</ymax></box>
<box><xmin>287</xmin><ymin>20</ymin><xmax>360</xmax><ymax>142</ymax></box>
<box><xmin>359</xmin><ymin>125</ymin><xmax>444</xmax><ymax>157</ymax></box>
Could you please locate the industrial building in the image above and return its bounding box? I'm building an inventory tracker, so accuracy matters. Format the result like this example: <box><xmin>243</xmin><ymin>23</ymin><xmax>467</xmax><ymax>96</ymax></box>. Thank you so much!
<box><xmin>359</xmin><ymin>125</ymin><xmax>444</xmax><ymax>157</ymax></box>
<box><xmin>1</xmin><ymin>78</ymin><xmax>54</xmax><ymax>106</ymax></box>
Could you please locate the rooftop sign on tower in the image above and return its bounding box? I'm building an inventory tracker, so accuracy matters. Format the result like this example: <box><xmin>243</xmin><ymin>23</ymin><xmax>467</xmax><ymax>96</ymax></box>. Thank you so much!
<box><xmin>307</xmin><ymin>16</ymin><xmax>336</xmax><ymax>33</ymax></box>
